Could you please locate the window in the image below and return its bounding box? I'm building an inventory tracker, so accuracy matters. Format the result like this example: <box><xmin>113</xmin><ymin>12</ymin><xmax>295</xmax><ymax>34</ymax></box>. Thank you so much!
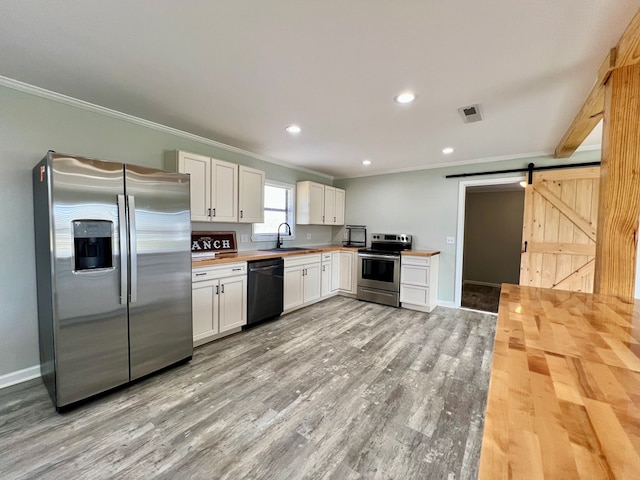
<box><xmin>252</xmin><ymin>181</ymin><xmax>295</xmax><ymax>241</ymax></box>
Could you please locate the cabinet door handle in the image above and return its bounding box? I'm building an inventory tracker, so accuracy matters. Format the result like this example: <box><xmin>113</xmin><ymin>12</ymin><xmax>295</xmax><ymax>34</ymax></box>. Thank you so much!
<box><xmin>221</xmin><ymin>284</ymin><xmax>225</xmax><ymax>294</ymax></box>
<box><xmin>215</xmin><ymin>285</ymin><xmax>219</xmax><ymax>294</ymax></box>
<box><xmin>322</xmin><ymin>215</ymin><xmax>324</xmax><ymax>223</ymax></box>
<box><xmin>240</xmin><ymin>210</ymin><xmax>243</xmax><ymax>219</ymax></box>
<box><xmin>208</xmin><ymin>208</ymin><xmax>212</xmax><ymax>217</ymax></box>
<box><xmin>333</xmin><ymin>217</ymin><xmax>336</xmax><ymax>222</ymax></box>
<box><xmin>212</xmin><ymin>208</ymin><xmax>216</xmax><ymax>217</ymax></box>
<box><xmin>322</xmin><ymin>265</ymin><xmax>325</xmax><ymax>272</ymax></box>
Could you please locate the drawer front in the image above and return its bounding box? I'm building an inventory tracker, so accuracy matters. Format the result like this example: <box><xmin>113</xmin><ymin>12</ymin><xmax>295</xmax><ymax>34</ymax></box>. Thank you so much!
<box><xmin>401</xmin><ymin>265</ymin><xmax>430</xmax><ymax>286</ymax></box>
<box><xmin>192</xmin><ymin>262</ymin><xmax>247</xmax><ymax>281</ymax></box>
<box><xmin>284</xmin><ymin>253</ymin><xmax>322</xmax><ymax>268</ymax></box>
<box><xmin>400</xmin><ymin>284</ymin><xmax>429</xmax><ymax>306</ymax></box>
<box><xmin>402</xmin><ymin>255</ymin><xmax>430</xmax><ymax>267</ymax></box>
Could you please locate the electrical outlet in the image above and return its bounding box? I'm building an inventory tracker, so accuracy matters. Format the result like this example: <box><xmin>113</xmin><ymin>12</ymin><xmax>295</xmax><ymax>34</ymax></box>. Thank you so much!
<box><xmin>241</xmin><ymin>234</ymin><xmax>249</xmax><ymax>243</ymax></box>
<box><xmin>446</xmin><ymin>236</ymin><xmax>455</xmax><ymax>245</ymax></box>
<box><xmin>307</xmin><ymin>233</ymin><xmax>312</xmax><ymax>240</ymax></box>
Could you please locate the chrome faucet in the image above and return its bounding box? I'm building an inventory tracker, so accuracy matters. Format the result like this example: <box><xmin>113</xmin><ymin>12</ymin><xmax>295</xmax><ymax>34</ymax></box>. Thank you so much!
<box><xmin>276</xmin><ymin>222</ymin><xmax>291</xmax><ymax>249</ymax></box>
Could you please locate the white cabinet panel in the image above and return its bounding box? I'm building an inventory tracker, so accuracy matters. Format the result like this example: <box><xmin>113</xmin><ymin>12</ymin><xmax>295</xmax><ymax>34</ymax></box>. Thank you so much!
<box><xmin>192</xmin><ymin>262</ymin><xmax>247</xmax><ymax>346</ymax></box>
<box><xmin>211</xmin><ymin>159</ymin><xmax>238</xmax><ymax>222</ymax></box>
<box><xmin>338</xmin><ymin>251</ymin><xmax>356</xmax><ymax>294</ymax></box>
<box><xmin>297</xmin><ymin>181</ymin><xmax>345</xmax><ymax>225</ymax></box>
<box><xmin>192</xmin><ymin>279</ymin><xmax>219</xmax><ymax>342</ymax></box>
<box><xmin>283</xmin><ymin>254</ymin><xmax>322</xmax><ymax>312</ymax></box>
<box><xmin>168</xmin><ymin>150</ymin><xmax>264</xmax><ymax>224</ymax></box>
<box><xmin>284</xmin><ymin>266</ymin><xmax>304</xmax><ymax>311</ymax></box>
<box><xmin>401</xmin><ymin>265</ymin><xmax>430</xmax><ymax>286</ymax></box>
<box><xmin>219</xmin><ymin>275</ymin><xmax>247</xmax><ymax>332</ymax></box>
<box><xmin>334</xmin><ymin>188</ymin><xmax>345</xmax><ymax>225</ymax></box>
<box><xmin>175</xmin><ymin>151</ymin><xmax>210</xmax><ymax>222</ymax></box>
<box><xmin>400</xmin><ymin>255</ymin><xmax>439</xmax><ymax>313</ymax></box>
<box><xmin>321</xmin><ymin>261</ymin><xmax>332</xmax><ymax>298</ymax></box>
<box><xmin>324</xmin><ymin>186</ymin><xmax>336</xmax><ymax>225</ymax></box>
<box><xmin>239</xmin><ymin>166</ymin><xmax>265</xmax><ymax>223</ymax></box>
<box><xmin>400</xmin><ymin>285</ymin><xmax>429</xmax><ymax>306</ymax></box>
<box><xmin>304</xmin><ymin>263</ymin><xmax>321</xmax><ymax>304</ymax></box>
<box><xmin>331</xmin><ymin>252</ymin><xmax>341</xmax><ymax>292</ymax></box>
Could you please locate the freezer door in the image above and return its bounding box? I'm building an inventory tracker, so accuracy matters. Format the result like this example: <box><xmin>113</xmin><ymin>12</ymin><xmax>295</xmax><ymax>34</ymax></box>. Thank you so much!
<box><xmin>125</xmin><ymin>164</ymin><xmax>192</xmax><ymax>380</ymax></box>
<box><xmin>49</xmin><ymin>154</ymin><xmax>130</xmax><ymax>407</ymax></box>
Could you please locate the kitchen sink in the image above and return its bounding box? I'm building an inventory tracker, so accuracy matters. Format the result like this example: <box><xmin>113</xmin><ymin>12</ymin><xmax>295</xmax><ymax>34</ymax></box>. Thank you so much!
<box><xmin>260</xmin><ymin>247</ymin><xmax>311</xmax><ymax>252</ymax></box>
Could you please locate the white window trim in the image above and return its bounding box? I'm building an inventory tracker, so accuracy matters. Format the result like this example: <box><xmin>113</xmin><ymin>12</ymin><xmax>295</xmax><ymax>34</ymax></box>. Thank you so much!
<box><xmin>251</xmin><ymin>180</ymin><xmax>296</xmax><ymax>242</ymax></box>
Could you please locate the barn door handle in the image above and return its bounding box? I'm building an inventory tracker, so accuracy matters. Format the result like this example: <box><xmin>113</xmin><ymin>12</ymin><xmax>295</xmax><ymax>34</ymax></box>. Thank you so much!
<box><xmin>523</xmin><ymin>241</ymin><xmax>528</xmax><ymax>253</ymax></box>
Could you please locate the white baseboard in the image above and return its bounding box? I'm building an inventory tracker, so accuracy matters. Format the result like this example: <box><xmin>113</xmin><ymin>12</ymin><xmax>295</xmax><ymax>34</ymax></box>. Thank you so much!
<box><xmin>463</xmin><ymin>280</ymin><xmax>502</xmax><ymax>288</ymax></box>
<box><xmin>0</xmin><ymin>365</ymin><xmax>41</xmax><ymax>390</ymax></box>
<box><xmin>437</xmin><ymin>300</ymin><xmax>457</xmax><ymax>308</ymax></box>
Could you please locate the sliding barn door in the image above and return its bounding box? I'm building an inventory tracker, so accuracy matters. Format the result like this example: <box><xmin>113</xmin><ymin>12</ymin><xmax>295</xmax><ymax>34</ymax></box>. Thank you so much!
<box><xmin>519</xmin><ymin>166</ymin><xmax>599</xmax><ymax>292</ymax></box>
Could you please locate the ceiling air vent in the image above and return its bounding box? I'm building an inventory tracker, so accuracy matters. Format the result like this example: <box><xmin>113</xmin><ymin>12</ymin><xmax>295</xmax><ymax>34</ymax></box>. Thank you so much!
<box><xmin>458</xmin><ymin>104</ymin><xmax>483</xmax><ymax>123</ymax></box>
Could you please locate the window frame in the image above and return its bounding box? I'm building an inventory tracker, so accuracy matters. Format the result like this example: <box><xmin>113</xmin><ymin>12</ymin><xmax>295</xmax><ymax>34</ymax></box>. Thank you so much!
<box><xmin>251</xmin><ymin>180</ymin><xmax>296</xmax><ymax>242</ymax></box>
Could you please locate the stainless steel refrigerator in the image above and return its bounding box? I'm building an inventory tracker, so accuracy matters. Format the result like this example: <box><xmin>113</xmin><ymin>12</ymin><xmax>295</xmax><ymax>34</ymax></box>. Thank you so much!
<box><xmin>33</xmin><ymin>152</ymin><xmax>192</xmax><ymax>410</ymax></box>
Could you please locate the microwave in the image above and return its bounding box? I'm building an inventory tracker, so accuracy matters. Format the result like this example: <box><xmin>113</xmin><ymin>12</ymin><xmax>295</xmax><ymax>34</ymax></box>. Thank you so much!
<box><xmin>343</xmin><ymin>225</ymin><xmax>367</xmax><ymax>247</ymax></box>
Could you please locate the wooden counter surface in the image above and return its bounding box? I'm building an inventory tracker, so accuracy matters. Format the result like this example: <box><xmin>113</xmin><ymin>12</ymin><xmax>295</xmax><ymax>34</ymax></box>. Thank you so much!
<box><xmin>479</xmin><ymin>284</ymin><xmax>640</xmax><ymax>479</ymax></box>
<box><xmin>192</xmin><ymin>245</ymin><xmax>360</xmax><ymax>267</ymax></box>
<box><xmin>401</xmin><ymin>250</ymin><xmax>440</xmax><ymax>257</ymax></box>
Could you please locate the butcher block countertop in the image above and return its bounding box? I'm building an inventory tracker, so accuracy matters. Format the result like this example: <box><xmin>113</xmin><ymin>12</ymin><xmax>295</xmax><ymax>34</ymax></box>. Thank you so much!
<box><xmin>192</xmin><ymin>245</ymin><xmax>440</xmax><ymax>267</ymax></box>
<box><xmin>479</xmin><ymin>284</ymin><xmax>640</xmax><ymax>479</ymax></box>
<box><xmin>400</xmin><ymin>250</ymin><xmax>440</xmax><ymax>257</ymax></box>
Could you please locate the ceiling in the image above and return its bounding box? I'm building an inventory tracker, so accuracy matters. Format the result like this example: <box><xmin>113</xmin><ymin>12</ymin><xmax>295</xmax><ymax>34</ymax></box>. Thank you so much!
<box><xmin>1</xmin><ymin>1</ymin><xmax>638</xmax><ymax>179</ymax></box>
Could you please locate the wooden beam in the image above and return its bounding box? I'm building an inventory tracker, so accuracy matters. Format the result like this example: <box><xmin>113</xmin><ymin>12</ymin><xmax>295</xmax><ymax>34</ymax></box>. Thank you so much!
<box><xmin>554</xmin><ymin>49</ymin><xmax>614</xmax><ymax>158</ymax></box>
<box><xmin>555</xmin><ymin>8</ymin><xmax>640</xmax><ymax>158</ymax></box>
<box><xmin>594</xmin><ymin>63</ymin><xmax>640</xmax><ymax>298</ymax></box>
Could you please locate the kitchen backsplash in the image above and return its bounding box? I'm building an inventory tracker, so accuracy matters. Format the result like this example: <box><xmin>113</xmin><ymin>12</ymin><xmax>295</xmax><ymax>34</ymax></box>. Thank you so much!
<box><xmin>190</xmin><ymin>223</ymin><xmax>343</xmax><ymax>251</ymax></box>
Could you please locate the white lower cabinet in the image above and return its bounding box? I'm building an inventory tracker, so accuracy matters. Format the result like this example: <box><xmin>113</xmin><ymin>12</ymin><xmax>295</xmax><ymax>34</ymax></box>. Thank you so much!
<box><xmin>284</xmin><ymin>254</ymin><xmax>321</xmax><ymax>312</ymax></box>
<box><xmin>336</xmin><ymin>251</ymin><xmax>357</xmax><ymax>295</ymax></box>
<box><xmin>192</xmin><ymin>262</ymin><xmax>247</xmax><ymax>346</ymax></box>
<box><xmin>400</xmin><ymin>255</ymin><xmax>439</xmax><ymax>313</ymax></box>
<box><xmin>321</xmin><ymin>252</ymin><xmax>336</xmax><ymax>298</ymax></box>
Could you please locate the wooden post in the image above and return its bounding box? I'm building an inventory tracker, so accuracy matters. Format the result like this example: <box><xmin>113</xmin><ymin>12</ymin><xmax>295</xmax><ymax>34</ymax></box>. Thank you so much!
<box><xmin>594</xmin><ymin>63</ymin><xmax>640</xmax><ymax>298</ymax></box>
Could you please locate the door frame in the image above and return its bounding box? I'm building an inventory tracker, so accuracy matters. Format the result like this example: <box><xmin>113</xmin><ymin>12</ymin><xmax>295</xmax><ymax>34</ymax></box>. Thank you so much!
<box><xmin>454</xmin><ymin>176</ymin><xmax>525</xmax><ymax>307</ymax></box>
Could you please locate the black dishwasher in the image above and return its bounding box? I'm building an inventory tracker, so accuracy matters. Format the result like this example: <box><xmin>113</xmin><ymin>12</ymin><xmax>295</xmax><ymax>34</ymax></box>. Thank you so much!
<box><xmin>246</xmin><ymin>257</ymin><xmax>284</xmax><ymax>327</ymax></box>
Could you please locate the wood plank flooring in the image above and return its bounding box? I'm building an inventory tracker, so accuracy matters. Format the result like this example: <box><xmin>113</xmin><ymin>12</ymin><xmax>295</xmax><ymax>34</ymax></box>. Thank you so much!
<box><xmin>0</xmin><ymin>297</ymin><xmax>496</xmax><ymax>479</ymax></box>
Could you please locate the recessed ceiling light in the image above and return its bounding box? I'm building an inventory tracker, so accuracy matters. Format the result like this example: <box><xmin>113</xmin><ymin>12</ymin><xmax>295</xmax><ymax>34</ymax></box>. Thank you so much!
<box><xmin>285</xmin><ymin>124</ymin><xmax>301</xmax><ymax>134</ymax></box>
<box><xmin>394</xmin><ymin>92</ymin><xmax>416</xmax><ymax>104</ymax></box>
<box><xmin>442</xmin><ymin>147</ymin><xmax>454</xmax><ymax>154</ymax></box>
<box><xmin>362</xmin><ymin>159</ymin><xmax>372</xmax><ymax>166</ymax></box>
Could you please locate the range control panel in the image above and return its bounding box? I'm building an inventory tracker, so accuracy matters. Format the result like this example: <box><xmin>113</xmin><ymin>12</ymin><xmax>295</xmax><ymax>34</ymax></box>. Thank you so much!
<box><xmin>371</xmin><ymin>233</ymin><xmax>412</xmax><ymax>244</ymax></box>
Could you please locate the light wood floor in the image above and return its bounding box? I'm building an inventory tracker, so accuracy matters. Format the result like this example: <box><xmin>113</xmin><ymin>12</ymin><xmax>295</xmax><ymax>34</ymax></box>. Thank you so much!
<box><xmin>0</xmin><ymin>297</ymin><xmax>496</xmax><ymax>479</ymax></box>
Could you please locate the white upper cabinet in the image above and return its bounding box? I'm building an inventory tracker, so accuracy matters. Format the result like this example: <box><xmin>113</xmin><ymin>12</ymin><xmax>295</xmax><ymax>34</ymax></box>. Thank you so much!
<box><xmin>334</xmin><ymin>188</ymin><xmax>345</xmax><ymax>225</ymax></box>
<box><xmin>211</xmin><ymin>159</ymin><xmax>238</xmax><ymax>222</ymax></box>
<box><xmin>296</xmin><ymin>181</ymin><xmax>345</xmax><ymax>225</ymax></box>
<box><xmin>171</xmin><ymin>151</ymin><xmax>211</xmax><ymax>222</ymax></box>
<box><xmin>167</xmin><ymin>150</ymin><xmax>264</xmax><ymax>224</ymax></box>
<box><xmin>238</xmin><ymin>166</ymin><xmax>265</xmax><ymax>223</ymax></box>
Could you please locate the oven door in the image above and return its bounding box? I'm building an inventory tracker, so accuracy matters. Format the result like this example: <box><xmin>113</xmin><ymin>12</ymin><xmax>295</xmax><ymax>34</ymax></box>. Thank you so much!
<box><xmin>357</xmin><ymin>253</ymin><xmax>400</xmax><ymax>291</ymax></box>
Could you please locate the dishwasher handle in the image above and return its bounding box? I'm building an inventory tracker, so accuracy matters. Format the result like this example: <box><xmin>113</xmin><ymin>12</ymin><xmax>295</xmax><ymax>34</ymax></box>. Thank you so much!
<box><xmin>249</xmin><ymin>264</ymin><xmax>281</xmax><ymax>272</ymax></box>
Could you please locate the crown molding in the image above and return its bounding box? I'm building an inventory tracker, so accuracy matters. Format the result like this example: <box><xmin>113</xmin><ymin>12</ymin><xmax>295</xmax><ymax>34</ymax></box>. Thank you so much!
<box><xmin>0</xmin><ymin>75</ymin><xmax>333</xmax><ymax>180</ymax></box>
<box><xmin>334</xmin><ymin>145</ymin><xmax>601</xmax><ymax>180</ymax></box>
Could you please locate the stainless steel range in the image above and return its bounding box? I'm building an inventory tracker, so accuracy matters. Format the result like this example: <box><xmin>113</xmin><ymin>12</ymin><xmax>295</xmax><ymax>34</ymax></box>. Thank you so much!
<box><xmin>357</xmin><ymin>233</ymin><xmax>412</xmax><ymax>307</ymax></box>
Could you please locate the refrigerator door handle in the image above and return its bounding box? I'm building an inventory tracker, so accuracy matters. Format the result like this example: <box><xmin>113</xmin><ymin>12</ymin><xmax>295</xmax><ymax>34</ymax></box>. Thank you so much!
<box><xmin>117</xmin><ymin>194</ymin><xmax>128</xmax><ymax>305</ymax></box>
<box><xmin>128</xmin><ymin>195</ymin><xmax>138</xmax><ymax>303</ymax></box>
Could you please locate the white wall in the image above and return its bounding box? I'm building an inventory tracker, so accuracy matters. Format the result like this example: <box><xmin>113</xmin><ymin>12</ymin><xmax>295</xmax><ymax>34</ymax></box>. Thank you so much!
<box><xmin>0</xmin><ymin>84</ymin><xmax>335</xmax><ymax>382</ymax></box>
<box><xmin>335</xmin><ymin>149</ymin><xmax>602</xmax><ymax>305</ymax></box>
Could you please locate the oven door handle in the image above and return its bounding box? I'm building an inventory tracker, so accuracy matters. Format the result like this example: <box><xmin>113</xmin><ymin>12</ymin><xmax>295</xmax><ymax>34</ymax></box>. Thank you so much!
<box><xmin>358</xmin><ymin>253</ymin><xmax>399</xmax><ymax>260</ymax></box>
